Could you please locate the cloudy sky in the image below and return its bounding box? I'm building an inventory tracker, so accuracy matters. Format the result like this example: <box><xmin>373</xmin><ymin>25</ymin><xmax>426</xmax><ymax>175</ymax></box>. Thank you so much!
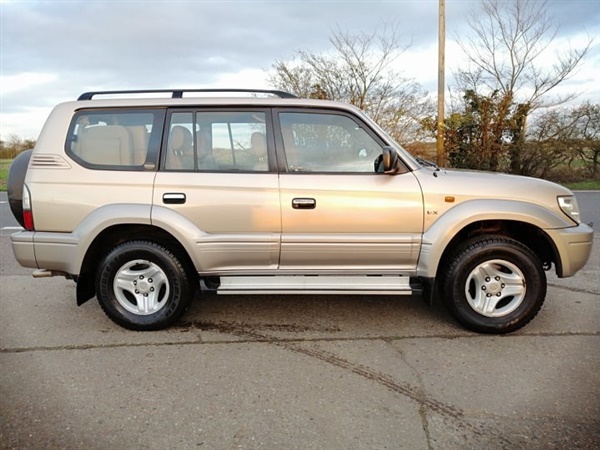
<box><xmin>1</xmin><ymin>0</ymin><xmax>598</xmax><ymax>139</ymax></box>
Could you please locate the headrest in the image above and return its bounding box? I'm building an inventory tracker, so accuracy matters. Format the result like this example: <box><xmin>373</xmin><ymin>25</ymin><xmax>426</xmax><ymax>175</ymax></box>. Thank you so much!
<box><xmin>170</xmin><ymin>126</ymin><xmax>192</xmax><ymax>151</ymax></box>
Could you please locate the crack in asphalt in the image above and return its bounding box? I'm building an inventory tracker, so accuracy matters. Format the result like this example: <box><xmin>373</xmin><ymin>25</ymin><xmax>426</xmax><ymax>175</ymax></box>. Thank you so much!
<box><xmin>1</xmin><ymin>327</ymin><xmax>598</xmax><ymax>354</ymax></box>
<box><xmin>7</xmin><ymin>320</ymin><xmax>596</xmax><ymax>446</ymax></box>
<box><xmin>547</xmin><ymin>282</ymin><xmax>600</xmax><ymax>295</ymax></box>
<box><xmin>383</xmin><ymin>339</ymin><xmax>433</xmax><ymax>450</ymax></box>
<box><xmin>195</xmin><ymin>322</ymin><xmax>466</xmax><ymax>419</ymax></box>
<box><xmin>191</xmin><ymin>320</ymin><xmax>520</xmax><ymax>447</ymax></box>
<box><xmin>3</xmin><ymin>319</ymin><xmax>599</xmax><ymax>445</ymax></box>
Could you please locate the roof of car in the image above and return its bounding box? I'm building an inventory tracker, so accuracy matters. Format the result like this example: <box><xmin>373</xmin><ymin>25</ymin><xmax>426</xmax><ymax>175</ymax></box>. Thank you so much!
<box><xmin>65</xmin><ymin>93</ymin><xmax>363</xmax><ymax>117</ymax></box>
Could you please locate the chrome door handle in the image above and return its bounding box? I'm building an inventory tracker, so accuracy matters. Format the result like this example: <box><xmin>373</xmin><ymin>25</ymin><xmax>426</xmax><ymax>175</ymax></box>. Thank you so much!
<box><xmin>163</xmin><ymin>193</ymin><xmax>186</xmax><ymax>204</ymax></box>
<box><xmin>292</xmin><ymin>198</ymin><xmax>316</xmax><ymax>209</ymax></box>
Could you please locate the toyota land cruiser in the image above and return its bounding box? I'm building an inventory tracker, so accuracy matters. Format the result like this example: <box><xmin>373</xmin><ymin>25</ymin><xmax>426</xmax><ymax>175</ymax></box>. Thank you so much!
<box><xmin>8</xmin><ymin>89</ymin><xmax>594</xmax><ymax>333</ymax></box>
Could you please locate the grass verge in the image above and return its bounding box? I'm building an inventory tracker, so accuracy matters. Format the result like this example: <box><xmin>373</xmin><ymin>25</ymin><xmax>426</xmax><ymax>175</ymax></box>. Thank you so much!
<box><xmin>0</xmin><ymin>159</ymin><xmax>11</xmax><ymax>192</ymax></box>
<box><xmin>562</xmin><ymin>179</ymin><xmax>600</xmax><ymax>190</ymax></box>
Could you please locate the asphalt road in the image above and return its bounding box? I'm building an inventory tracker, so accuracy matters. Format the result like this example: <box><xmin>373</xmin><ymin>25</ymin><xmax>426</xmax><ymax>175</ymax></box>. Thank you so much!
<box><xmin>0</xmin><ymin>190</ymin><xmax>599</xmax><ymax>449</ymax></box>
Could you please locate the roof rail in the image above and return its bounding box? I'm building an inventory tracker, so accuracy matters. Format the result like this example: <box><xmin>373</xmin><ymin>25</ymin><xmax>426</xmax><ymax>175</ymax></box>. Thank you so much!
<box><xmin>77</xmin><ymin>89</ymin><xmax>298</xmax><ymax>101</ymax></box>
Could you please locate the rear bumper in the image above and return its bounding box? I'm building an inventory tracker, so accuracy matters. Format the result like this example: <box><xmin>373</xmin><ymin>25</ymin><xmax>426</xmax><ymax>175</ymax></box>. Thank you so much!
<box><xmin>11</xmin><ymin>231</ymin><xmax>79</xmax><ymax>275</ymax></box>
<box><xmin>11</xmin><ymin>231</ymin><xmax>37</xmax><ymax>269</ymax></box>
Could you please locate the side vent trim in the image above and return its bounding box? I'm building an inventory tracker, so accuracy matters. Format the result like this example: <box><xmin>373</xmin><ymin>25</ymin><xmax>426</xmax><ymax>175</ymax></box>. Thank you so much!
<box><xmin>29</xmin><ymin>154</ymin><xmax>71</xmax><ymax>169</ymax></box>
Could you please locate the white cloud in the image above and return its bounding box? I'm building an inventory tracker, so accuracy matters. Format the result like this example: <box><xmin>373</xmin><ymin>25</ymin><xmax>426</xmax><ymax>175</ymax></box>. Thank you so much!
<box><xmin>209</xmin><ymin>69</ymin><xmax>270</xmax><ymax>90</ymax></box>
<box><xmin>0</xmin><ymin>106</ymin><xmax>53</xmax><ymax>140</ymax></box>
<box><xmin>0</xmin><ymin>0</ymin><xmax>598</xmax><ymax>139</ymax></box>
<box><xmin>0</xmin><ymin>72</ymin><xmax>58</xmax><ymax>96</ymax></box>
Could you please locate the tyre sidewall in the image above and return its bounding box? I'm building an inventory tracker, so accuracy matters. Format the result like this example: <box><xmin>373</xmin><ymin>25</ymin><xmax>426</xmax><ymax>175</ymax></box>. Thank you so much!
<box><xmin>96</xmin><ymin>241</ymin><xmax>191</xmax><ymax>330</ymax></box>
<box><xmin>445</xmin><ymin>239</ymin><xmax>546</xmax><ymax>333</ymax></box>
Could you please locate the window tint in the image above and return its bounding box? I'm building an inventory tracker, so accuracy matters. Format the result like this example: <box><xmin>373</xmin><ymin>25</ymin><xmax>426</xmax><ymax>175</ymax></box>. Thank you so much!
<box><xmin>67</xmin><ymin>110</ymin><xmax>161</xmax><ymax>168</ymax></box>
<box><xmin>164</xmin><ymin>110</ymin><xmax>268</xmax><ymax>172</ymax></box>
<box><xmin>280</xmin><ymin>112</ymin><xmax>383</xmax><ymax>173</ymax></box>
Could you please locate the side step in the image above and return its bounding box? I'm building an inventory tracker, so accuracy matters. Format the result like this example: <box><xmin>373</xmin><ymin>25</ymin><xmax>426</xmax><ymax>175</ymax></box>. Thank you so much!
<box><xmin>214</xmin><ymin>275</ymin><xmax>419</xmax><ymax>295</ymax></box>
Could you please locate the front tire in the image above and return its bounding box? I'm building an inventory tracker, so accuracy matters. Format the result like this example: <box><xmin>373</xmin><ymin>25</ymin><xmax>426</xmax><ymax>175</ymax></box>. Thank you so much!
<box><xmin>442</xmin><ymin>235</ymin><xmax>546</xmax><ymax>334</ymax></box>
<box><xmin>96</xmin><ymin>241</ymin><xmax>193</xmax><ymax>330</ymax></box>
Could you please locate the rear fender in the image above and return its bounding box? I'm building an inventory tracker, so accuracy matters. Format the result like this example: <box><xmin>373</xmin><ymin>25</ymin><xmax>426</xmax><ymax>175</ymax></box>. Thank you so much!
<box><xmin>32</xmin><ymin>204</ymin><xmax>152</xmax><ymax>275</ymax></box>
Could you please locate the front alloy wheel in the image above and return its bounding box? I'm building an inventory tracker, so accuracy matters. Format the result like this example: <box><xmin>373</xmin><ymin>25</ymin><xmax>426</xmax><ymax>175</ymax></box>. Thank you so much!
<box><xmin>443</xmin><ymin>235</ymin><xmax>546</xmax><ymax>334</ymax></box>
<box><xmin>464</xmin><ymin>259</ymin><xmax>526</xmax><ymax>318</ymax></box>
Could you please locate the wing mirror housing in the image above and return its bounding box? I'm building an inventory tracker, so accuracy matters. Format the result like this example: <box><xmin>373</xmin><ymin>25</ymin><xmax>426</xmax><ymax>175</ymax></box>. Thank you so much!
<box><xmin>382</xmin><ymin>146</ymin><xmax>400</xmax><ymax>174</ymax></box>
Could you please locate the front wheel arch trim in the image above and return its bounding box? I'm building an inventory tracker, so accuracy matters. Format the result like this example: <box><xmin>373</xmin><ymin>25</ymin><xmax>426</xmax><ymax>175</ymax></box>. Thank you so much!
<box><xmin>417</xmin><ymin>201</ymin><xmax>566</xmax><ymax>279</ymax></box>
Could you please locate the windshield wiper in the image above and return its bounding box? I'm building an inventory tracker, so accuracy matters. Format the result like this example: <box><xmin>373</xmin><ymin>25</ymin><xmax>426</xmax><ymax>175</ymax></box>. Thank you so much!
<box><xmin>416</xmin><ymin>156</ymin><xmax>440</xmax><ymax>170</ymax></box>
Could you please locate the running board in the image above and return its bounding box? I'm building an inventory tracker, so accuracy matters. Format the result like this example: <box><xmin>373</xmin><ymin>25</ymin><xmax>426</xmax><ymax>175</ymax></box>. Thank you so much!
<box><xmin>214</xmin><ymin>275</ymin><xmax>419</xmax><ymax>295</ymax></box>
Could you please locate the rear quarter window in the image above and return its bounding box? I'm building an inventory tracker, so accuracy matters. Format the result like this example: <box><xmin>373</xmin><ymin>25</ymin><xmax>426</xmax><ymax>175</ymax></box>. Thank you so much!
<box><xmin>66</xmin><ymin>109</ymin><xmax>165</xmax><ymax>170</ymax></box>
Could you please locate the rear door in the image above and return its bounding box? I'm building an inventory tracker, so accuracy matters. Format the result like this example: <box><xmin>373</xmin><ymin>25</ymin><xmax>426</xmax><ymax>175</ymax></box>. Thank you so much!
<box><xmin>152</xmin><ymin>108</ymin><xmax>281</xmax><ymax>273</ymax></box>
<box><xmin>275</xmin><ymin>109</ymin><xmax>423</xmax><ymax>272</ymax></box>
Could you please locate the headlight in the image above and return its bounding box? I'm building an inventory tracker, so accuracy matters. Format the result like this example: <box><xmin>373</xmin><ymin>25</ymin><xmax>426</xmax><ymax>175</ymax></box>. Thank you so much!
<box><xmin>558</xmin><ymin>195</ymin><xmax>581</xmax><ymax>224</ymax></box>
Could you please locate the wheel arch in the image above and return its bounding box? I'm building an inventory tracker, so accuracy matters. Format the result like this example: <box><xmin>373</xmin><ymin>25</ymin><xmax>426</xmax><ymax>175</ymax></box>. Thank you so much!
<box><xmin>434</xmin><ymin>220</ymin><xmax>560</xmax><ymax>281</ymax></box>
<box><xmin>76</xmin><ymin>224</ymin><xmax>197</xmax><ymax>305</ymax></box>
<box><xmin>417</xmin><ymin>199</ymin><xmax>567</xmax><ymax>280</ymax></box>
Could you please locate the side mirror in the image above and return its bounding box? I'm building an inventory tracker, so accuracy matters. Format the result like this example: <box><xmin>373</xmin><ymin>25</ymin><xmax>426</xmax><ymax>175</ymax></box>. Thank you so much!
<box><xmin>382</xmin><ymin>146</ymin><xmax>400</xmax><ymax>174</ymax></box>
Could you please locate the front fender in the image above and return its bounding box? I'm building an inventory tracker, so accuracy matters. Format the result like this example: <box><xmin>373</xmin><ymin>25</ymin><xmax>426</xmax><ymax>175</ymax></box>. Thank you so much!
<box><xmin>416</xmin><ymin>199</ymin><xmax>573</xmax><ymax>279</ymax></box>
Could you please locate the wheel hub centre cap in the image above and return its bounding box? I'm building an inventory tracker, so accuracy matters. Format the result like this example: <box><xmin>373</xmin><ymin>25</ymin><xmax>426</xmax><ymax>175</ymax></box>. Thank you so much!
<box><xmin>487</xmin><ymin>282</ymin><xmax>501</xmax><ymax>295</ymax></box>
<box><xmin>137</xmin><ymin>280</ymin><xmax>150</xmax><ymax>293</ymax></box>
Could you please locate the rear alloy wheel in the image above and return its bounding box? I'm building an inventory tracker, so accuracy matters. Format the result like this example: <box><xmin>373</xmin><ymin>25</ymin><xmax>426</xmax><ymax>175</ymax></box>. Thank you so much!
<box><xmin>96</xmin><ymin>241</ymin><xmax>193</xmax><ymax>330</ymax></box>
<box><xmin>443</xmin><ymin>235</ymin><xmax>546</xmax><ymax>334</ymax></box>
<box><xmin>113</xmin><ymin>259</ymin><xmax>171</xmax><ymax>316</ymax></box>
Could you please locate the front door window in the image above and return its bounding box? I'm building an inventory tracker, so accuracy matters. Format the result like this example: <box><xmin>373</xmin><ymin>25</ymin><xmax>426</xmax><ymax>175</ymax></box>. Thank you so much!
<box><xmin>279</xmin><ymin>112</ymin><xmax>384</xmax><ymax>173</ymax></box>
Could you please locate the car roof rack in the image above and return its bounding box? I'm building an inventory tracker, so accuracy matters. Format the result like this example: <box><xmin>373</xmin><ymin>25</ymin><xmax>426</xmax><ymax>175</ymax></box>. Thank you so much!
<box><xmin>77</xmin><ymin>89</ymin><xmax>298</xmax><ymax>101</ymax></box>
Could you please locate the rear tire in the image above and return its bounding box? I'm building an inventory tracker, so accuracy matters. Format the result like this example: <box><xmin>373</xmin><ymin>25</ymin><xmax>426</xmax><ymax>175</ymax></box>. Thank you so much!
<box><xmin>96</xmin><ymin>241</ymin><xmax>193</xmax><ymax>330</ymax></box>
<box><xmin>442</xmin><ymin>235</ymin><xmax>546</xmax><ymax>334</ymax></box>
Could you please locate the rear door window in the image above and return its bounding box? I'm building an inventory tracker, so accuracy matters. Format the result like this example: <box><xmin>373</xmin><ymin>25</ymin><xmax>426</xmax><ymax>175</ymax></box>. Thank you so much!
<box><xmin>163</xmin><ymin>110</ymin><xmax>271</xmax><ymax>172</ymax></box>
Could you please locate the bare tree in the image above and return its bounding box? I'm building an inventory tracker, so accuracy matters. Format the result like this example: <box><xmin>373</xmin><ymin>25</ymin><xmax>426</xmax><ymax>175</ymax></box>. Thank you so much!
<box><xmin>0</xmin><ymin>134</ymin><xmax>36</xmax><ymax>159</ymax></box>
<box><xmin>269</xmin><ymin>24</ymin><xmax>433</xmax><ymax>144</ymax></box>
<box><xmin>529</xmin><ymin>102</ymin><xmax>600</xmax><ymax>178</ymax></box>
<box><xmin>456</xmin><ymin>0</ymin><xmax>592</xmax><ymax>109</ymax></box>
<box><xmin>441</xmin><ymin>0</ymin><xmax>593</xmax><ymax>174</ymax></box>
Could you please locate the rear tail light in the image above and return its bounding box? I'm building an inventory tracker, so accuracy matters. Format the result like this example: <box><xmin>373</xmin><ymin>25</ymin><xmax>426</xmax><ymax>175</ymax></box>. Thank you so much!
<box><xmin>22</xmin><ymin>184</ymin><xmax>34</xmax><ymax>231</ymax></box>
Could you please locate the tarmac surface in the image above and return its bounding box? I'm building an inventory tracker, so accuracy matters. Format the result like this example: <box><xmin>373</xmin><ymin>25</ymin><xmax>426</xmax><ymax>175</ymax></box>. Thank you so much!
<box><xmin>1</xmin><ymin>191</ymin><xmax>599</xmax><ymax>449</ymax></box>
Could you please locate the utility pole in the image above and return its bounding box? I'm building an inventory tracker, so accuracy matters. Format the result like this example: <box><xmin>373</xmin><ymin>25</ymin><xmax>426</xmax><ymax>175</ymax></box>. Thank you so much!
<box><xmin>436</xmin><ymin>0</ymin><xmax>446</xmax><ymax>166</ymax></box>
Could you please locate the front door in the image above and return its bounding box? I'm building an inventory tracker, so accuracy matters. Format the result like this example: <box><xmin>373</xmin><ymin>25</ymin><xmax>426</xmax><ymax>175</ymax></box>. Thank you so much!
<box><xmin>275</xmin><ymin>110</ymin><xmax>423</xmax><ymax>273</ymax></box>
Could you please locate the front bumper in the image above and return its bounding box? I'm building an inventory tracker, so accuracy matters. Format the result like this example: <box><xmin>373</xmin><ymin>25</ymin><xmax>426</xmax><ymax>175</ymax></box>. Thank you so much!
<box><xmin>546</xmin><ymin>223</ymin><xmax>594</xmax><ymax>277</ymax></box>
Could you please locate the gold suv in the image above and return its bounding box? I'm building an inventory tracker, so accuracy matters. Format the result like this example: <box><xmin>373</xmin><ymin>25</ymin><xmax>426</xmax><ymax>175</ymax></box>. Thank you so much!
<box><xmin>8</xmin><ymin>89</ymin><xmax>594</xmax><ymax>333</ymax></box>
